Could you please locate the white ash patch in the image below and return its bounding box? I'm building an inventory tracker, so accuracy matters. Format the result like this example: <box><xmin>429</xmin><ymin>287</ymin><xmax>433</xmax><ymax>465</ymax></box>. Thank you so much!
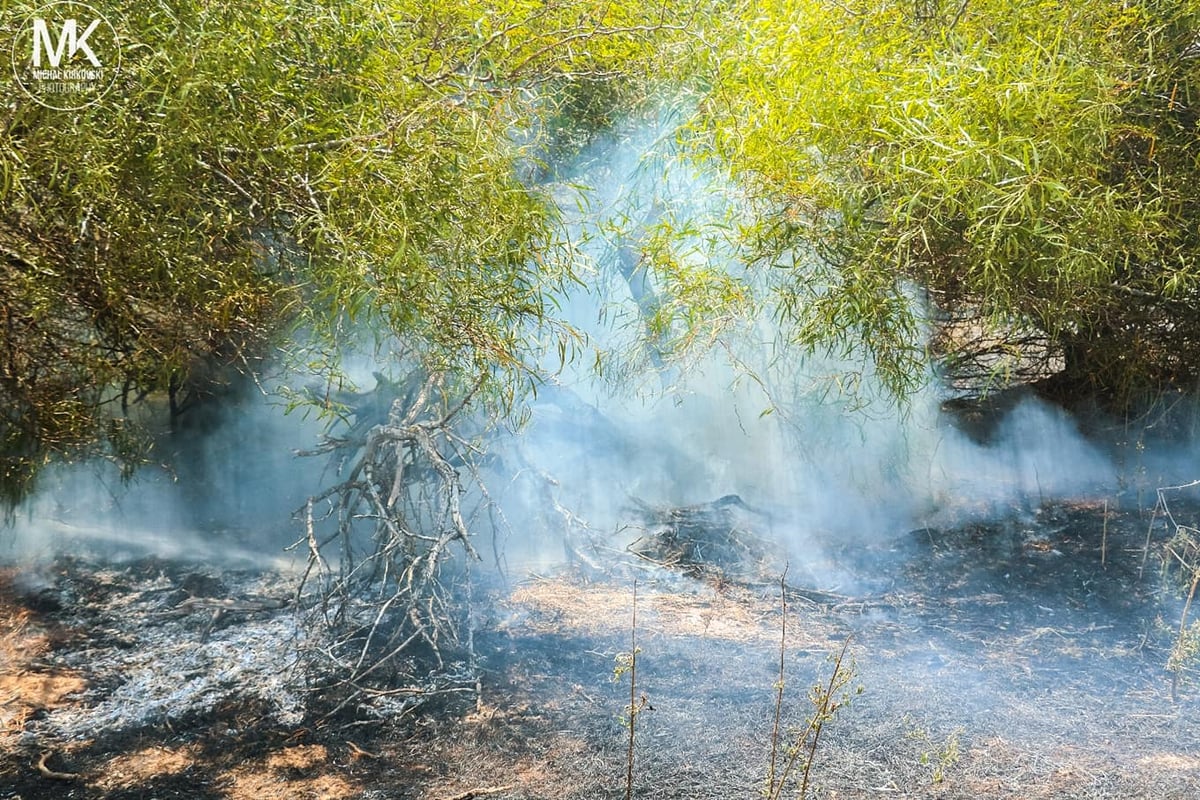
<box><xmin>25</xmin><ymin>560</ymin><xmax>311</xmax><ymax>742</ymax></box>
<box><xmin>44</xmin><ymin>615</ymin><xmax>308</xmax><ymax>739</ymax></box>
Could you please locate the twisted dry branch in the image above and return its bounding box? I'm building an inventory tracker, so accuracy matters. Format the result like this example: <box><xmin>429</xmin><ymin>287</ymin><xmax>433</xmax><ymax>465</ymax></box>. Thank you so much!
<box><xmin>292</xmin><ymin>370</ymin><xmax>492</xmax><ymax>714</ymax></box>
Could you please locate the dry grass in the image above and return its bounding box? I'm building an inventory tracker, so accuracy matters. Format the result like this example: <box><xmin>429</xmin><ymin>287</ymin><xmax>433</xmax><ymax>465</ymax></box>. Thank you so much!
<box><xmin>2</xmin><ymin>500</ymin><xmax>1200</xmax><ymax>799</ymax></box>
<box><xmin>215</xmin><ymin>744</ymin><xmax>361</xmax><ymax>800</ymax></box>
<box><xmin>0</xmin><ymin>570</ymin><xmax>88</xmax><ymax>749</ymax></box>
<box><xmin>93</xmin><ymin>745</ymin><xmax>196</xmax><ymax>792</ymax></box>
<box><xmin>506</xmin><ymin>575</ymin><xmax>837</xmax><ymax>647</ymax></box>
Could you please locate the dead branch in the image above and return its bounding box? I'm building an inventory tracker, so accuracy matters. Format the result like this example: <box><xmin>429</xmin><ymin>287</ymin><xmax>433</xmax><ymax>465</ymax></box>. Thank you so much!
<box><xmin>346</xmin><ymin>740</ymin><xmax>379</xmax><ymax>760</ymax></box>
<box><xmin>438</xmin><ymin>786</ymin><xmax>515</xmax><ymax>800</ymax></box>
<box><xmin>170</xmin><ymin>596</ymin><xmax>289</xmax><ymax>615</ymax></box>
<box><xmin>295</xmin><ymin>366</ymin><xmax>497</xmax><ymax>714</ymax></box>
<box><xmin>36</xmin><ymin>752</ymin><xmax>79</xmax><ymax>781</ymax></box>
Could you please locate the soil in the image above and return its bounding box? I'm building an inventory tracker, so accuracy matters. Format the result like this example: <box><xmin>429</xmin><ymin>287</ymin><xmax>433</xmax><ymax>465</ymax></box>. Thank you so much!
<box><xmin>2</xmin><ymin>496</ymin><xmax>1199</xmax><ymax>799</ymax></box>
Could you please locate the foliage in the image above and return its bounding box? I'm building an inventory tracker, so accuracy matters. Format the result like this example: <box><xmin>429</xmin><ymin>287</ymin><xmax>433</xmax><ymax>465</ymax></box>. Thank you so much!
<box><xmin>0</xmin><ymin>0</ymin><xmax>692</xmax><ymax>500</ymax></box>
<box><xmin>700</xmin><ymin>0</ymin><xmax>1200</xmax><ymax>407</ymax></box>
<box><xmin>565</xmin><ymin>108</ymin><xmax>759</xmax><ymax>396</ymax></box>
<box><xmin>9</xmin><ymin>0</ymin><xmax>1200</xmax><ymax>507</ymax></box>
<box><xmin>764</xmin><ymin>636</ymin><xmax>859</xmax><ymax>800</ymax></box>
<box><xmin>905</xmin><ymin>718</ymin><xmax>962</xmax><ymax>784</ymax></box>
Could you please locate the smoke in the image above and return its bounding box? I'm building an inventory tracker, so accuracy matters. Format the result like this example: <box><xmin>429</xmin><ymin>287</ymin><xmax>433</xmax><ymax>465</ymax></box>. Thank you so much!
<box><xmin>3</xmin><ymin>109</ymin><xmax>1197</xmax><ymax>588</ymax></box>
<box><xmin>483</xmin><ymin>109</ymin><xmax>1196</xmax><ymax>586</ymax></box>
<box><xmin>2</xmin><ymin>378</ymin><xmax>324</xmax><ymax>569</ymax></box>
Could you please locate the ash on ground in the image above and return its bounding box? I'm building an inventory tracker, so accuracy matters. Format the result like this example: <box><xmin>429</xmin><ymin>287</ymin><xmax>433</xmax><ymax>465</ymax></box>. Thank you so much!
<box><xmin>3</xmin><ymin>496</ymin><xmax>1200</xmax><ymax>799</ymax></box>
<box><xmin>11</xmin><ymin>557</ymin><xmax>308</xmax><ymax>743</ymax></box>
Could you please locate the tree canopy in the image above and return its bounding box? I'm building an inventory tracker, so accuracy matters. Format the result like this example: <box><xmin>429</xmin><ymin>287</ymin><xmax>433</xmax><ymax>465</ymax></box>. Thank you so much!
<box><xmin>4</xmin><ymin>0</ymin><xmax>1200</xmax><ymax>501</ymax></box>
<box><xmin>700</xmin><ymin>0</ymin><xmax>1200</xmax><ymax>409</ymax></box>
<box><xmin>0</xmin><ymin>0</ymin><xmax>689</xmax><ymax>500</ymax></box>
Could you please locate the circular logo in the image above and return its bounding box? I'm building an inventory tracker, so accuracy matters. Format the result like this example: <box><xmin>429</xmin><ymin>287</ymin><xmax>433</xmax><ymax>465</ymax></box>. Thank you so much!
<box><xmin>10</xmin><ymin>1</ymin><xmax>121</xmax><ymax>111</ymax></box>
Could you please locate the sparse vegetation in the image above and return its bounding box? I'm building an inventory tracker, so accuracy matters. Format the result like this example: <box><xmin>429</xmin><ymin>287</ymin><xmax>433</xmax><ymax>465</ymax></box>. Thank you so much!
<box><xmin>613</xmin><ymin>580</ymin><xmax>647</xmax><ymax>800</ymax></box>
<box><xmin>906</xmin><ymin>718</ymin><xmax>963</xmax><ymax>785</ymax></box>
<box><xmin>763</xmin><ymin>637</ymin><xmax>859</xmax><ymax>800</ymax></box>
<box><xmin>764</xmin><ymin>584</ymin><xmax>863</xmax><ymax>800</ymax></box>
<box><xmin>613</xmin><ymin>575</ymin><xmax>858</xmax><ymax>800</ymax></box>
<box><xmin>1158</xmin><ymin>481</ymin><xmax>1200</xmax><ymax>699</ymax></box>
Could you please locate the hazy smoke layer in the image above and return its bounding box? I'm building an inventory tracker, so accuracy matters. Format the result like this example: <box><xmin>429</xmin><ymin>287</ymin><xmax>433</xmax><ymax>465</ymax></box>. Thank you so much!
<box><xmin>4</xmin><ymin>115</ymin><xmax>1197</xmax><ymax>577</ymax></box>
<box><xmin>3</xmin><ymin>384</ymin><xmax>324</xmax><ymax>568</ymax></box>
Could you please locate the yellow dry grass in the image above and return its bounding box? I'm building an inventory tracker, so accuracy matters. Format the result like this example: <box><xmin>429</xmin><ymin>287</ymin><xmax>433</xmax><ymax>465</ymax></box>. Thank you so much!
<box><xmin>505</xmin><ymin>576</ymin><xmax>837</xmax><ymax>648</ymax></box>
<box><xmin>219</xmin><ymin>744</ymin><xmax>360</xmax><ymax>800</ymax></box>
<box><xmin>0</xmin><ymin>571</ymin><xmax>88</xmax><ymax>747</ymax></box>
<box><xmin>92</xmin><ymin>745</ymin><xmax>196</xmax><ymax>792</ymax></box>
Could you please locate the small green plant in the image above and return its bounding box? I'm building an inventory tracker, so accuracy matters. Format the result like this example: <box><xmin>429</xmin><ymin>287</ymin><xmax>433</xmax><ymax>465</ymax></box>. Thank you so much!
<box><xmin>1156</xmin><ymin>483</ymin><xmax>1200</xmax><ymax>700</ymax></box>
<box><xmin>1164</xmin><ymin>548</ymin><xmax>1200</xmax><ymax>701</ymax></box>
<box><xmin>614</xmin><ymin>580</ymin><xmax>650</xmax><ymax>800</ymax></box>
<box><xmin>1166</xmin><ymin>619</ymin><xmax>1200</xmax><ymax>702</ymax></box>
<box><xmin>905</xmin><ymin>719</ymin><xmax>962</xmax><ymax>785</ymax></box>
<box><xmin>764</xmin><ymin>571</ymin><xmax>860</xmax><ymax>800</ymax></box>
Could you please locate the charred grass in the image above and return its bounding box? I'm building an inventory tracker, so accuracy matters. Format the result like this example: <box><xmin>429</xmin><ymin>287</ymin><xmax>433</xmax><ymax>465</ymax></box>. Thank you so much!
<box><xmin>2</xmin><ymin>499</ymin><xmax>1200</xmax><ymax>798</ymax></box>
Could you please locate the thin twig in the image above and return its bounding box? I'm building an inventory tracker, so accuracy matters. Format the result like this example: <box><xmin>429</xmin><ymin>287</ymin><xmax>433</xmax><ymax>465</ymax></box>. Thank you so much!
<box><xmin>36</xmin><ymin>752</ymin><xmax>79</xmax><ymax>781</ymax></box>
<box><xmin>438</xmin><ymin>786</ymin><xmax>515</xmax><ymax>800</ymax></box>
<box><xmin>1140</xmin><ymin>501</ymin><xmax>1159</xmax><ymax>580</ymax></box>
<box><xmin>766</xmin><ymin>566</ymin><xmax>789</xmax><ymax>795</ymax></box>
<box><xmin>1101</xmin><ymin>499</ymin><xmax>1109</xmax><ymax>568</ymax></box>
<box><xmin>195</xmin><ymin>157</ymin><xmax>259</xmax><ymax>214</ymax></box>
<box><xmin>625</xmin><ymin>579</ymin><xmax>638</xmax><ymax>800</ymax></box>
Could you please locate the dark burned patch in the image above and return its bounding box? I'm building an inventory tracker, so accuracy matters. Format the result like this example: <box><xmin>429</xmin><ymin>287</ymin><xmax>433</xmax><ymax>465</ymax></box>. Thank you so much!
<box><xmin>4</xmin><ymin>496</ymin><xmax>1200</xmax><ymax>799</ymax></box>
<box><xmin>811</xmin><ymin>498</ymin><xmax>1186</xmax><ymax>710</ymax></box>
<box><xmin>899</xmin><ymin>502</ymin><xmax>1156</xmax><ymax>613</ymax></box>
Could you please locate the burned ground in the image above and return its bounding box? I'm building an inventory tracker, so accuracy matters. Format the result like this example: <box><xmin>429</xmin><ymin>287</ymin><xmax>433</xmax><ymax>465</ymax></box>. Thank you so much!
<box><xmin>2</xmin><ymin>497</ymin><xmax>1199</xmax><ymax>799</ymax></box>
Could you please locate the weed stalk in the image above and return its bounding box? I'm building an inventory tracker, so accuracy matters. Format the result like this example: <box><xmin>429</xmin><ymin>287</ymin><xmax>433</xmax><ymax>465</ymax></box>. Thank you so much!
<box><xmin>626</xmin><ymin>579</ymin><xmax>638</xmax><ymax>800</ymax></box>
<box><xmin>765</xmin><ymin>636</ymin><xmax>856</xmax><ymax>800</ymax></box>
<box><xmin>614</xmin><ymin>580</ymin><xmax>647</xmax><ymax>800</ymax></box>
<box><xmin>765</xmin><ymin>568</ymin><xmax>788</xmax><ymax>795</ymax></box>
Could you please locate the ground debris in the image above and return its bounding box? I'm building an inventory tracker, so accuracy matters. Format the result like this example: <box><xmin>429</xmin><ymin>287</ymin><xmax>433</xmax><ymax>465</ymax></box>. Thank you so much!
<box><xmin>36</xmin><ymin>750</ymin><xmax>79</xmax><ymax>780</ymax></box>
<box><xmin>625</xmin><ymin>494</ymin><xmax>783</xmax><ymax>581</ymax></box>
<box><xmin>3</xmin><ymin>498</ymin><xmax>1200</xmax><ymax>799</ymax></box>
<box><xmin>13</xmin><ymin>557</ymin><xmax>310</xmax><ymax>742</ymax></box>
<box><xmin>167</xmin><ymin>595</ymin><xmax>290</xmax><ymax>615</ymax></box>
<box><xmin>437</xmin><ymin>784</ymin><xmax>516</xmax><ymax>800</ymax></box>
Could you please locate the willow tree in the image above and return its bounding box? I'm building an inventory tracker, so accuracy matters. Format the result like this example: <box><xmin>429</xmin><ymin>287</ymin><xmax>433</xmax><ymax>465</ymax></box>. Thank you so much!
<box><xmin>701</xmin><ymin>0</ymin><xmax>1200</xmax><ymax>412</ymax></box>
<box><xmin>0</xmin><ymin>0</ymin><xmax>692</xmax><ymax>501</ymax></box>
